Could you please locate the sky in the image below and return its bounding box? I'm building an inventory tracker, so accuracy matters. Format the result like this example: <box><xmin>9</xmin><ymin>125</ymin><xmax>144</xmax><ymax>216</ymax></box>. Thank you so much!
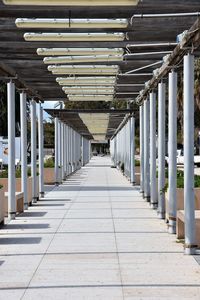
<box><xmin>42</xmin><ymin>101</ymin><xmax>57</xmax><ymax>122</ymax></box>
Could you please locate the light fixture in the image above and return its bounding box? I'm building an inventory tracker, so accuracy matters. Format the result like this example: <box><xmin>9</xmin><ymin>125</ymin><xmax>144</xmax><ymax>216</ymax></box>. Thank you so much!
<box><xmin>24</xmin><ymin>32</ymin><xmax>125</xmax><ymax>42</ymax></box>
<box><xmin>56</xmin><ymin>77</ymin><xmax>116</xmax><ymax>86</ymax></box>
<box><xmin>62</xmin><ymin>87</ymin><xmax>115</xmax><ymax>95</ymax></box>
<box><xmin>37</xmin><ymin>48</ymin><xmax>124</xmax><ymax>56</ymax></box>
<box><xmin>79</xmin><ymin>113</ymin><xmax>109</xmax><ymax>141</ymax></box>
<box><xmin>43</xmin><ymin>55</ymin><xmax>123</xmax><ymax>64</ymax></box>
<box><xmin>3</xmin><ymin>0</ymin><xmax>139</xmax><ymax>6</ymax></box>
<box><xmin>68</xmin><ymin>95</ymin><xmax>114</xmax><ymax>101</ymax></box>
<box><xmin>48</xmin><ymin>65</ymin><xmax>119</xmax><ymax>75</ymax></box>
<box><xmin>16</xmin><ymin>18</ymin><xmax>128</xmax><ymax>28</ymax></box>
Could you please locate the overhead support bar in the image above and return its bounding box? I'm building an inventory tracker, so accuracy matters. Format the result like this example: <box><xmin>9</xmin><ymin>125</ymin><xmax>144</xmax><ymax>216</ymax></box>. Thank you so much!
<box><xmin>126</xmin><ymin>43</ymin><xmax>178</xmax><ymax>48</ymax></box>
<box><xmin>131</xmin><ymin>12</ymin><xmax>200</xmax><ymax>19</ymax></box>
<box><xmin>125</xmin><ymin>61</ymin><xmax>162</xmax><ymax>74</ymax></box>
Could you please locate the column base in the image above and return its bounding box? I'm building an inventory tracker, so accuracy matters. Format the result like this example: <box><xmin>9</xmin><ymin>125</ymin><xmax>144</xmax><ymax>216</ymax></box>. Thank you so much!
<box><xmin>24</xmin><ymin>203</ymin><xmax>29</xmax><ymax>210</ymax></box>
<box><xmin>184</xmin><ymin>244</ymin><xmax>197</xmax><ymax>255</ymax></box>
<box><xmin>144</xmin><ymin>196</ymin><xmax>150</xmax><ymax>202</ymax></box>
<box><xmin>32</xmin><ymin>197</ymin><xmax>37</xmax><ymax>204</ymax></box>
<box><xmin>40</xmin><ymin>192</ymin><xmax>45</xmax><ymax>198</ymax></box>
<box><xmin>157</xmin><ymin>211</ymin><xmax>165</xmax><ymax>219</ymax></box>
<box><xmin>150</xmin><ymin>202</ymin><xmax>158</xmax><ymax>210</ymax></box>
<box><xmin>8</xmin><ymin>212</ymin><xmax>16</xmax><ymax>220</ymax></box>
<box><xmin>168</xmin><ymin>217</ymin><xmax>176</xmax><ymax>234</ymax></box>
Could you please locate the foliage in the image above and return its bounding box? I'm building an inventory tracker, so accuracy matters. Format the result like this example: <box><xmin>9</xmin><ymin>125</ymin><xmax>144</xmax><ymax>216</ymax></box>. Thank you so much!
<box><xmin>0</xmin><ymin>167</ymin><xmax>31</xmax><ymax>178</ymax></box>
<box><xmin>44</xmin><ymin>157</ymin><xmax>54</xmax><ymax>168</ymax></box>
<box><xmin>0</xmin><ymin>185</ymin><xmax>3</xmax><ymax>189</ymax></box>
<box><xmin>135</xmin><ymin>159</ymin><xmax>140</xmax><ymax>166</ymax></box>
<box><xmin>43</xmin><ymin>121</ymin><xmax>54</xmax><ymax>147</ymax></box>
<box><xmin>0</xmin><ymin>81</ymin><xmax>22</xmax><ymax>137</ymax></box>
<box><xmin>157</xmin><ymin>168</ymin><xmax>200</xmax><ymax>189</ymax></box>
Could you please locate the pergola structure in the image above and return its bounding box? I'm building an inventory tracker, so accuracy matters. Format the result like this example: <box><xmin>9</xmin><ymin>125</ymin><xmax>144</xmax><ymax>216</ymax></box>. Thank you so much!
<box><xmin>0</xmin><ymin>0</ymin><xmax>200</xmax><ymax>255</ymax></box>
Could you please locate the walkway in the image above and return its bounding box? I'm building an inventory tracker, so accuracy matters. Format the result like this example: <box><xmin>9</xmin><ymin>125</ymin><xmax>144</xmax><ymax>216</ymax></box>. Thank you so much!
<box><xmin>0</xmin><ymin>156</ymin><xmax>200</xmax><ymax>300</ymax></box>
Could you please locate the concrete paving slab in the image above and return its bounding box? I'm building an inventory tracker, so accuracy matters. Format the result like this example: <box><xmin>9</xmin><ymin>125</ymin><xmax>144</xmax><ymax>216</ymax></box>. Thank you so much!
<box><xmin>0</xmin><ymin>156</ymin><xmax>199</xmax><ymax>300</ymax></box>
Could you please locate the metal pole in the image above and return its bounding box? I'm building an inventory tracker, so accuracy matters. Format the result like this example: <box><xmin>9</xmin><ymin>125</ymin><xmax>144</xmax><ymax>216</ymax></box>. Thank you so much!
<box><xmin>30</xmin><ymin>99</ymin><xmax>37</xmax><ymax>203</ymax></box>
<box><xmin>38</xmin><ymin>103</ymin><xmax>44</xmax><ymax>197</ymax></box>
<box><xmin>158</xmin><ymin>82</ymin><xmax>166</xmax><ymax>219</ymax></box>
<box><xmin>150</xmin><ymin>92</ymin><xmax>157</xmax><ymax>208</ymax></box>
<box><xmin>130</xmin><ymin>116</ymin><xmax>135</xmax><ymax>184</ymax></box>
<box><xmin>54</xmin><ymin>117</ymin><xmax>59</xmax><ymax>185</ymax></box>
<box><xmin>168</xmin><ymin>71</ymin><xmax>177</xmax><ymax>230</ymax></box>
<box><xmin>20</xmin><ymin>91</ymin><xmax>28</xmax><ymax>209</ymax></box>
<box><xmin>140</xmin><ymin>105</ymin><xmax>144</xmax><ymax>194</ymax></box>
<box><xmin>7</xmin><ymin>81</ymin><xmax>16</xmax><ymax>219</ymax></box>
<box><xmin>184</xmin><ymin>53</ymin><xmax>196</xmax><ymax>254</ymax></box>
<box><xmin>144</xmin><ymin>99</ymin><xmax>150</xmax><ymax>201</ymax></box>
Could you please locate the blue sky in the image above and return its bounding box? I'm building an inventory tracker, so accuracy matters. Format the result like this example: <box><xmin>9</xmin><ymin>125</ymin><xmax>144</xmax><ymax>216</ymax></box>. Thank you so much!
<box><xmin>42</xmin><ymin>101</ymin><xmax>57</xmax><ymax>122</ymax></box>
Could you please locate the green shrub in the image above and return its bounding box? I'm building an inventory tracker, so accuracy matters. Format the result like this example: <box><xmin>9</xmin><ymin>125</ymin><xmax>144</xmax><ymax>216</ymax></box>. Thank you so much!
<box><xmin>157</xmin><ymin>168</ymin><xmax>200</xmax><ymax>189</ymax></box>
<box><xmin>44</xmin><ymin>157</ymin><xmax>54</xmax><ymax>168</ymax></box>
<box><xmin>0</xmin><ymin>184</ymin><xmax>3</xmax><ymax>189</ymax></box>
<box><xmin>0</xmin><ymin>166</ymin><xmax>32</xmax><ymax>178</ymax></box>
<box><xmin>135</xmin><ymin>159</ymin><xmax>140</xmax><ymax>166</ymax></box>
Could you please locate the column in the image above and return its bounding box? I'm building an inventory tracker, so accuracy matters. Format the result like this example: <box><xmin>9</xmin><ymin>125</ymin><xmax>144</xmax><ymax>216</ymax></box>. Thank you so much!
<box><xmin>150</xmin><ymin>92</ymin><xmax>157</xmax><ymax>208</ymax></box>
<box><xmin>168</xmin><ymin>71</ymin><xmax>177</xmax><ymax>229</ymax></box>
<box><xmin>140</xmin><ymin>105</ymin><xmax>144</xmax><ymax>194</ymax></box>
<box><xmin>54</xmin><ymin>117</ymin><xmax>59</xmax><ymax>185</ymax></box>
<box><xmin>184</xmin><ymin>53</ymin><xmax>196</xmax><ymax>254</ymax></box>
<box><xmin>7</xmin><ymin>81</ymin><xmax>16</xmax><ymax>219</ymax></box>
<box><xmin>81</xmin><ymin>136</ymin><xmax>84</xmax><ymax>166</ymax></box>
<box><xmin>38</xmin><ymin>103</ymin><xmax>44</xmax><ymax>197</ymax></box>
<box><xmin>30</xmin><ymin>99</ymin><xmax>37</xmax><ymax>203</ymax></box>
<box><xmin>61</xmin><ymin>122</ymin><xmax>64</xmax><ymax>180</ymax></box>
<box><xmin>158</xmin><ymin>82</ymin><xmax>166</xmax><ymax>219</ymax></box>
<box><xmin>130</xmin><ymin>116</ymin><xmax>135</xmax><ymax>184</ymax></box>
<box><xmin>144</xmin><ymin>99</ymin><xmax>150</xmax><ymax>201</ymax></box>
<box><xmin>20</xmin><ymin>91</ymin><xmax>28</xmax><ymax>209</ymax></box>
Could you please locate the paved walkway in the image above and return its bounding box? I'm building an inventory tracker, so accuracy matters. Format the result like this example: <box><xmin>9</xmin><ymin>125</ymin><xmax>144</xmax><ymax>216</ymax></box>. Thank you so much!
<box><xmin>0</xmin><ymin>156</ymin><xmax>200</xmax><ymax>299</ymax></box>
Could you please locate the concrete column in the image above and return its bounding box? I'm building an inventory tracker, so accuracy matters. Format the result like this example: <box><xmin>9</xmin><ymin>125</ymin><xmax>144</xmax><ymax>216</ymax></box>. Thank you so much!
<box><xmin>168</xmin><ymin>71</ymin><xmax>177</xmax><ymax>229</ymax></box>
<box><xmin>158</xmin><ymin>82</ymin><xmax>166</xmax><ymax>219</ymax></box>
<box><xmin>150</xmin><ymin>92</ymin><xmax>157</xmax><ymax>208</ymax></box>
<box><xmin>184</xmin><ymin>53</ymin><xmax>196</xmax><ymax>254</ymax></box>
<box><xmin>20</xmin><ymin>91</ymin><xmax>28</xmax><ymax>209</ymax></box>
<box><xmin>54</xmin><ymin>117</ymin><xmax>59</xmax><ymax>185</ymax></box>
<box><xmin>144</xmin><ymin>99</ymin><xmax>150</xmax><ymax>201</ymax></box>
<box><xmin>62</xmin><ymin>124</ymin><xmax>66</xmax><ymax>179</ymax></box>
<box><xmin>30</xmin><ymin>99</ymin><xmax>37</xmax><ymax>203</ymax></box>
<box><xmin>66</xmin><ymin>125</ymin><xmax>69</xmax><ymax>176</ymax></box>
<box><xmin>81</xmin><ymin>136</ymin><xmax>84</xmax><ymax>166</ymax></box>
<box><xmin>130</xmin><ymin>116</ymin><xmax>135</xmax><ymax>184</ymax></box>
<box><xmin>60</xmin><ymin>122</ymin><xmax>64</xmax><ymax>180</ymax></box>
<box><xmin>140</xmin><ymin>105</ymin><xmax>144</xmax><ymax>194</ymax></box>
<box><xmin>7</xmin><ymin>81</ymin><xmax>16</xmax><ymax>219</ymax></box>
<box><xmin>38</xmin><ymin>103</ymin><xmax>44</xmax><ymax>197</ymax></box>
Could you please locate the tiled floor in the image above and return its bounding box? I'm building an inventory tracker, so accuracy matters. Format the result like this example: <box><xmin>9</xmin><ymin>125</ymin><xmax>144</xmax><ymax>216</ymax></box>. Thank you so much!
<box><xmin>0</xmin><ymin>156</ymin><xmax>200</xmax><ymax>299</ymax></box>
